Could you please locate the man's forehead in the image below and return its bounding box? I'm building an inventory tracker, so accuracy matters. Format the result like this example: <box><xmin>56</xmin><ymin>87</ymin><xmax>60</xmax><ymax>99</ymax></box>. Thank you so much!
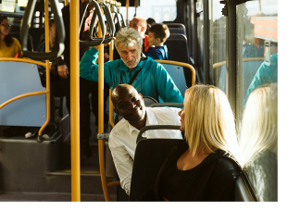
<box><xmin>118</xmin><ymin>41</ymin><xmax>139</xmax><ymax>51</ymax></box>
<box><xmin>117</xmin><ymin>87</ymin><xmax>137</xmax><ymax>99</ymax></box>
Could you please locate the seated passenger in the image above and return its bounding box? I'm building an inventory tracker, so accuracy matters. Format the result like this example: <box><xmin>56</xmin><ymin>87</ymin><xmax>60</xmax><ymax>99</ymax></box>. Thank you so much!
<box><xmin>239</xmin><ymin>83</ymin><xmax>278</xmax><ymax>201</ymax></box>
<box><xmin>145</xmin><ymin>23</ymin><xmax>170</xmax><ymax>60</ymax></box>
<box><xmin>140</xmin><ymin>84</ymin><xmax>241</xmax><ymax>201</ymax></box>
<box><xmin>108</xmin><ymin>84</ymin><xmax>183</xmax><ymax>195</ymax></box>
<box><xmin>129</xmin><ymin>17</ymin><xmax>149</xmax><ymax>52</ymax></box>
<box><xmin>80</xmin><ymin>27</ymin><xmax>183</xmax><ymax>103</ymax></box>
<box><xmin>0</xmin><ymin>16</ymin><xmax>22</xmax><ymax>58</ymax></box>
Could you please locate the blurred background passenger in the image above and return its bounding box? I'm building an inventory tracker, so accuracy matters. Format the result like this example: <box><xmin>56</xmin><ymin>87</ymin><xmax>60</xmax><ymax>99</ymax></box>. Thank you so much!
<box><xmin>0</xmin><ymin>16</ymin><xmax>22</xmax><ymax>58</ymax></box>
<box><xmin>141</xmin><ymin>85</ymin><xmax>241</xmax><ymax>201</ymax></box>
<box><xmin>239</xmin><ymin>83</ymin><xmax>278</xmax><ymax>201</ymax></box>
<box><xmin>243</xmin><ymin>53</ymin><xmax>278</xmax><ymax>106</ymax></box>
<box><xmin>145</xmin><ymin>23</ymin><xmax>170</xmax><ymax>60</ymax></box>
<box><xmin>146</xmin><ymin>17</ymin><xmax>156</xmax><ymax>35</ymax></box>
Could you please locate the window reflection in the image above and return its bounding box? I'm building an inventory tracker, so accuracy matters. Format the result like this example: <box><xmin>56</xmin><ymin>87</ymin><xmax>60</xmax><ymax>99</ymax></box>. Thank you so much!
<box><xmin>239</xmin><ymin>83</ymin><xmax>278</xmax><ymax>201</ymax></box>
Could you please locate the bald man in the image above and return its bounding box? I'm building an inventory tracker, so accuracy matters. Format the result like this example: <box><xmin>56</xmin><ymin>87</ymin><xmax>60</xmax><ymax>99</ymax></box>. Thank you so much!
<box><xmin>108</xmin><ymin>84</ymin><xmax>182</xmax><ymax>195</ymax></box>
<box><xmin>129</xmin><ymin>17</ymin><xmax>150</xmax><ymax>52</ymax></box>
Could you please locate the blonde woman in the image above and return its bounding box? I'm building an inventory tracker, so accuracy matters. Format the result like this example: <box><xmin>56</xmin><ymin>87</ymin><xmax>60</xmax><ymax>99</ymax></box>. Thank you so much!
<box><xmin>141</xmin><ymin>84</ymin><xmax>241</xmax><ymax>201</ymax></box>
<box><xmin>239</xmin><ymin>83</ymin><xmax>278</xmax><ymax>201</ymax></box>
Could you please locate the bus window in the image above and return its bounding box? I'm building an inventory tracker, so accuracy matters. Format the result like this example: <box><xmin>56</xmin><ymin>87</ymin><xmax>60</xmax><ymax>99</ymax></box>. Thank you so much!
<box><xmin>237</xmin><ymin>0</ymin><xmax>278</xmax><ymax>201</ymax></box>
<box><xmin>119</xmin><ymin>0</ymin><xmax>177</xmax><ymax>23</ymax></box>
<box><xmin>210</xmin><ymin>0</ymin><xmax>226</xmax><ymax>92</ymax></box>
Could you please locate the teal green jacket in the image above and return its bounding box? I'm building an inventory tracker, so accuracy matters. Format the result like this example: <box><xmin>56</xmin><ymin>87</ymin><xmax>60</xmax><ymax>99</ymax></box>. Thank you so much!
<box><xmin>243</xmin><ymin>53</ymin><xmax>278</xmax><ymax>106</ymax></box>
<box><xmin>80</xmin><ymin>47</ymin><xmax>183</xmax><ymax>103</ymax></box>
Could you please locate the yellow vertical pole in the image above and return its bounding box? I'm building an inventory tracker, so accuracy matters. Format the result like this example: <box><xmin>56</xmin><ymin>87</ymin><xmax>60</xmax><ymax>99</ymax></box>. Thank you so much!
<box><xmin>38</xmin><ymin>0</ymin><xmax>50</xmax><ymax>138</ymax></box>
<box><xmin>126</xmin><ymin>0</ymin><xmax>129</xmax><ymax>23</ymax></box>
<box><xmin>108</xmin><ymin>41</ymin><xmax>114</xmax><ymax>128</ymax></box>
<box><xmin>70</xmin><ymin>0</ymin><xmax>81</xmax><ymax>202</ymax></box>
<box><xmin>97</xmin><ymin>26</ymin><xmax>110</xmax><ymax>201</ymax></box>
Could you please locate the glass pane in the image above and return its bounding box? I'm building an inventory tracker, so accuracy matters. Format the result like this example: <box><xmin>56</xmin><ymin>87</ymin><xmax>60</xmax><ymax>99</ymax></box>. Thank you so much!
<box><xmin>237</xmin><ymin>0</ymin><xmax>278</xmax><ymax>201</ymax></box>
<box><xmin>119</xmin><ymin>0</ymin><xmax>177</xmax><ymax>24</ymax></box>
<box><xmin>210</xmin><ymin>0</ymin><xmax>226</xmax><ymax>92</ymax></box>
<box><xmin>196</xmin><ymin>0</ymin><xmax>204</xmax><ymax>80</ymax></box>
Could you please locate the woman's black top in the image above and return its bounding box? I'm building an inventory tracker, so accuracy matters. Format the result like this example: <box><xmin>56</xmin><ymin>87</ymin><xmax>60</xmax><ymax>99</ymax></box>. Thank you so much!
<box><xmin>139</xmin><ymin>141</ymin><xmax>242</xmax><ymax>201</ymax></box>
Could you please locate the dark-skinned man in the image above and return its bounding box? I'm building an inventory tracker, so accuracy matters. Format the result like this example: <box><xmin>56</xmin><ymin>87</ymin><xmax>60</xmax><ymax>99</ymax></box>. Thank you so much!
<box><xmin>108</xmin><ymin>84</ymin><xmax>182</xmax><ymax>195</ymax></box>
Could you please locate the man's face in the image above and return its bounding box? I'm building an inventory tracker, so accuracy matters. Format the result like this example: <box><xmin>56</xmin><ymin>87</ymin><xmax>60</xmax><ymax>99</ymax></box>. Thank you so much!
<box><xmin>129</xmin><ymin>19</ymin><xmax>143</xmax><ymax>34</ymax></box>
<box><xmin>117</xmin><ymin>41</ymin><xmax>142</xmax><ymax>70</ymax></box>
<box><xmin>114</xmin><ymin>87</ymin><xmax>146</xmax><ymax>123</ymax></box>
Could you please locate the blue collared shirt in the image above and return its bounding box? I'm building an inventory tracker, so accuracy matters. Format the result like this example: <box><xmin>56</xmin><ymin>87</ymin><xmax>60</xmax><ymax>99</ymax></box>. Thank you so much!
<box><xmin>80</xmin><ymin>47</ymin><xmax>183</xmax><ymax>103</ymax></box>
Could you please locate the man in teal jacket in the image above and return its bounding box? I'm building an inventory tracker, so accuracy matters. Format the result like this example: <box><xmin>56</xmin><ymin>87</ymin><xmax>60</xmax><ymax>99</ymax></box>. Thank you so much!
<box><xmin>80</xmin><ymin>27</ymin><xmax>183</xmax><ymax>103</ymax></box>
<box><xmin>243</xmin><ymin>53</ymin><xmax>278</xmax><ymax>106</ymax></box>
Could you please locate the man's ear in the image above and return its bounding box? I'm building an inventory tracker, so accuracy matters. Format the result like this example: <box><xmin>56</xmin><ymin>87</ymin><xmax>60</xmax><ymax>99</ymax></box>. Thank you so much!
<box><xmin>141</xmin><ymin>26</ymin><xmax>146</xmax><ymax>33</ymax></box>
<box><xmin>114</xmin><ymin>107</ymin><xmax>121</xmax><ymax>116</ymax></box>
<box><xmin>139</xmin><ymin>93</ymin><xmax>143</xmax><ymax>101</ymax></box>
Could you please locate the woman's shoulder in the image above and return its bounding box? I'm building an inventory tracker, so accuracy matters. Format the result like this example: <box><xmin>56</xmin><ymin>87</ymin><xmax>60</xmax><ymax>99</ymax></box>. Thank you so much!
<box><xmin>12</xmin><ymin>37</ymin><xmax>21</xmax><ymax>45</ymax></box>
<box><xmin>213</xmin><ymin>149</ymin><xmax>242</xmax><ymax>173</ymax></box>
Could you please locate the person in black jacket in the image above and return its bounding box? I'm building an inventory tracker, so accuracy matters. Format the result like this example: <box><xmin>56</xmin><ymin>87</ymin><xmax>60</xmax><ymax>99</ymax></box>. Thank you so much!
<box><xmin>140</xmin><ymin>84</ymin><xmax>241</xmax><ymax>201</ymax></box>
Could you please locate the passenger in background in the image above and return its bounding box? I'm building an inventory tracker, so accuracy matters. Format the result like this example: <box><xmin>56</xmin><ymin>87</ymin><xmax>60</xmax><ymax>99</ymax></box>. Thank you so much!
<box><xmin>145</xmin><ymin>17</ymin><xmax>156</xmax><ymax>35</ymax></box>
<box><xmin>239</xmin><ymin>83</ymin><xmax>278</xmax><ymax>201</ymax></box>
<box><xmin>33</xmin><ymin>19</ymin><xmax>67</xmax><ymax>139</ymax></box>
<box><xmin>109</xmin><ymin>84</ymin><xmax>182</xmax><ymax>195</ymax></box>
<box><xmin>145</xmin><ymin>23</ymin><xmax>170</xmax><ymax>60</ymax></box>
<box><xmin>129</xmin><ymin>17</ymin><xmax>149</xmax><ymax>52</ymax></box>
<box><xmin>80</xmin><ymin>27</ymin><xmax>183</xmax><ymax>103</ymax></box>
<box><xmin>62</xmin><ymin>2</ymin><xmax>99</xmax><ymax>158</ymax></box>
<box><xmin>0</xmin><ymin>16</ymin><xmax>22</xmax><ymax>58</ymax></box>
<box><xmin>243</xmin><ymin>53</ymin><xmax>278</xmax><ymax>106</ymax></box>
<box><xmin>140</xmin><ymin>85</ymin><xmax>241</xmax><ymax>201</ymax></box>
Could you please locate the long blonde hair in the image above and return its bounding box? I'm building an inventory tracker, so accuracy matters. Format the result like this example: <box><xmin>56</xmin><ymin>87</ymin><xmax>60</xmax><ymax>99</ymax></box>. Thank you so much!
<box><xmin>184</xmin><ymin>85</ymin><xmax>238</xmax><ymax>157</ymax></box>
<box><xmin>239</xmin><ymin>83</ymin><xmax>278</xmax><ymax>168</ymax></box>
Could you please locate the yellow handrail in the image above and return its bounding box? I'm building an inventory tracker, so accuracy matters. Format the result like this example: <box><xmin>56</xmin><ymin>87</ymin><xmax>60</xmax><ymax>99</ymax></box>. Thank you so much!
<box><xmin>212</xmin><ymin>57</ymin><xmax>264</xmax><ymax>69</ymax></box>
<box><xmin>70</xmin><ymin>0</ymin><xmax>81</xmax><ymax>202</ymax></box>
<box><xmin>0</xmin><ymin>57</ymin><xmax>47</xmax><ymax>66</ymax></box>
<box><xmin>0</xmin><ymin>90</ymin><xmax>48</xmax><ymax>110</ymax></box>
<box><xmin>108</xmin><ymin>40</ymin><xmax>115</xmax><ymax>128</ymax></box>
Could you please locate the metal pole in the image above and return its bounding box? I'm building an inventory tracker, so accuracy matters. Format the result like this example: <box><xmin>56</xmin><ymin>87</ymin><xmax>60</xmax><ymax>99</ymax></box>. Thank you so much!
<box><xmin>70</xmin><ymin>0</ymin><xmax>81</xmax><ymax>202</ymax></box>
<box><xmin>226</xmin><ymin>0</ymin><xmax>237</xmax><ymax>115</ymax></box>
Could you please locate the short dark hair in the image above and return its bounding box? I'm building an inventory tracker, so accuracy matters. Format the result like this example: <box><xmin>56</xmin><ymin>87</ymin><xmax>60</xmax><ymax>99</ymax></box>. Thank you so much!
<box><xmin>148</xmin><ymin>23</ymin><xmax>170</xmax><ymax>44</ymax></box>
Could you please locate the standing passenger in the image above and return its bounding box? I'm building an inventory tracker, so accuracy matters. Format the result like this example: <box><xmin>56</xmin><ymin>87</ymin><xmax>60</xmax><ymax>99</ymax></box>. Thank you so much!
<box><xmin>80</xmin><ymin>27</ymin><xmax>183</xmax><ymax>103</ymax></box>
<box><xmin>145</xmin><ymin>23</ymin><xmax>170</xmax><ymax>60</ymax></box>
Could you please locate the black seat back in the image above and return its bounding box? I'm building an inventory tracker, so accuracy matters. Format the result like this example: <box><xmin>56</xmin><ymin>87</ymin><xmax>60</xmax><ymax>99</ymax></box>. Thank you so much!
<box><xmin>130</xmin><ymin>138</ymin><xmax>184</xmax><ymax>201</ymax></box>
<box><xmin>167</xmin><ymin>23</ymin><xmax>186</xmax><ymax>36</ymax></box>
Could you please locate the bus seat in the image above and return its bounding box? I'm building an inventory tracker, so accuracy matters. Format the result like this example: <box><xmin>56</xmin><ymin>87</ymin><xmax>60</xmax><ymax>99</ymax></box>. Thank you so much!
<box><xmin>166</xmin><ymin>23</ymin><xmax>186</xmax><ymax>36</ymax></box>
<box><xmin>130</xmin><ymin>125</ymin><xmax>184</xmax><ymax>201</ymax></box>
<box><xmin>165</xmin><ymin>35</ymin><xmax>189</xmax><ymax>64</ymax></box>
<box><xmin>0</xmin><ymin>61</ymin><xmax>46</xmax><ymax>127</ymax></box>
<box><xmin>143</xmin><ymin>96</ymin><xmax>158</xmax><ymax>106</ymax></box>
<box><xmin>160</xmin><ymin>63</ymin><xmax>187</xmax><ymax>97</ymax></box>
<box><xmin>168</xmin><ymin>33</ymin><xmax>187</xmax><ymax>41</ymax></box>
